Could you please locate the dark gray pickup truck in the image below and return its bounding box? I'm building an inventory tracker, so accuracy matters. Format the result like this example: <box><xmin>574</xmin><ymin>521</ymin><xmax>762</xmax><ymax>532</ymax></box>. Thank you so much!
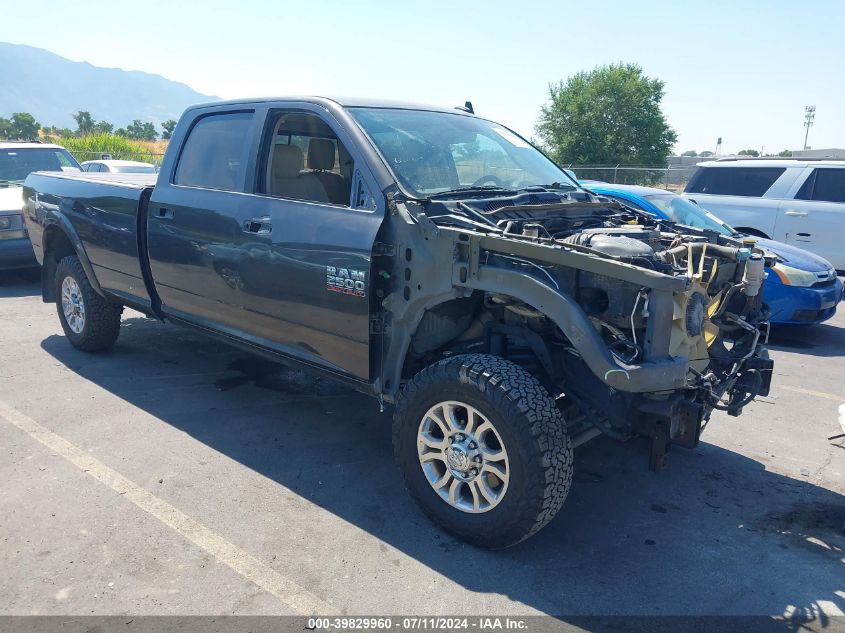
<box><xmin>24</xmin><ymin>97</ymin><xmax>773</xmax><ymax>548</ymax></box>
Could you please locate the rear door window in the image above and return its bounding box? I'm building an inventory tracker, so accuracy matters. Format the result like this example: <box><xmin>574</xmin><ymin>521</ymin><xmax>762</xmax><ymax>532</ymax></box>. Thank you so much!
<box><xmin>796</xmin><ymin>168</ymin><xmax>845</xmax><ymax>203</ymax></box>
<box><xmin>174</xmin><ymin>111</ymin><xmax>254</xmax><ymax>191</ymax></box>
<box><xmin>685</xmin><ymin>166</ymin><xmax>785</xmax><ymax>196</ymax></box>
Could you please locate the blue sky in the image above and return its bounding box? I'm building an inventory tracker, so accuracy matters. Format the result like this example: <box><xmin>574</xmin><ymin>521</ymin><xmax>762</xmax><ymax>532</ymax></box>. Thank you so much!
<box><xmin>5</xmin><ymin>0</ymin><xmax>843</xmax><ymax>154</ymax></box>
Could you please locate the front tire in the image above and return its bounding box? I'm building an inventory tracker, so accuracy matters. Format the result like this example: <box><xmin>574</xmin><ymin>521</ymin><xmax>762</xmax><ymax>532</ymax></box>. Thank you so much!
<box><xmin>55</xmin><ymin>255</ymin><xmax>122</xmax><ymax>352</ymax></box>
<box><xmin>393</xmin><ymin>354</ymin><xmax>573</xmax><ymax>549</ymax></box>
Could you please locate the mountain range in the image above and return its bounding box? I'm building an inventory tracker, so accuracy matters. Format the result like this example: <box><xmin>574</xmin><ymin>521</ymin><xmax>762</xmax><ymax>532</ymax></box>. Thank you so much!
<box><xmin>0</xmin><ymin>42</ymin><xmax>217</xmax><ymax>129</ymax></box>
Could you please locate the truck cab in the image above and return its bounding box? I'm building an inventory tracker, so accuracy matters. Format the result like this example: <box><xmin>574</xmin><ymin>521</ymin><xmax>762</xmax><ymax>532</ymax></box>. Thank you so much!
<box><xmin>144</xmin><ymin>101</ymin><xmax>387</xmax><ymax>381</ymax></box>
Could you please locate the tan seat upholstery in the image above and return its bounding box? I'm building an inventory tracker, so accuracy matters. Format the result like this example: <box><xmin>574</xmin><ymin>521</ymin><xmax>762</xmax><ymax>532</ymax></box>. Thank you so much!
<box><xmin>307</xmin><ymin>138</ymin><xmax>350</xmax><ymax>205</ymax></box>
<box><xmin>271</xmin><ymin>145</ymin><xmax>328</xmax><ymax>202</ymax></box>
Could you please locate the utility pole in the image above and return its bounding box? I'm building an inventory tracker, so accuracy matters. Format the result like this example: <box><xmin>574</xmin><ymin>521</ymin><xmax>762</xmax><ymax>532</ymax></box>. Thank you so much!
<box><xmin>803</xmin><ymin>105</ymin><xmax>816</xmax><ymax>150</ymax></box>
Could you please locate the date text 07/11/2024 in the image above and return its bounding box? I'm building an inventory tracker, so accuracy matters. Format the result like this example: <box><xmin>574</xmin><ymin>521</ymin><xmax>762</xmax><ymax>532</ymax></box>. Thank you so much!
<box><xmin>307</xmin><ymin>617</ymin><xmax>528</xmax><ymax>630</ymax></box>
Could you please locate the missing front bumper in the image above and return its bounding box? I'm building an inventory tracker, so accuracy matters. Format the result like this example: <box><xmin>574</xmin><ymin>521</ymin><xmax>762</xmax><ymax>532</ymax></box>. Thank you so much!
<box><xmin>636</xmin><ymin>396</ymin><xmax>706</xmax><ymax>471</ymax></box>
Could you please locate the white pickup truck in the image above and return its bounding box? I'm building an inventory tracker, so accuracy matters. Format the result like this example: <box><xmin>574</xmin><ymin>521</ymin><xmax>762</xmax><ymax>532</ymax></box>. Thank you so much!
<box><xmin>684</xmin><ymin>158</ymin><xmax>845</xmax><ymax>270</ymax></box>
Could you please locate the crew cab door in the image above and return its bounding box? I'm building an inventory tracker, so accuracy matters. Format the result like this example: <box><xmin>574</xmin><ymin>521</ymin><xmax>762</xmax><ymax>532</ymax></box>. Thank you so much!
<box><xmin>147</xmin><ymin>109</ymin><xmax>260</xmax><ymax>330</ymax></box>
<box><xmin>777</xmin><ymin>166</ymin><xmax>845</xmax><ymax>269</ymax></box>
<box><xmin>147</xmin><ymin>104</ymin><xmax>384</xmax><ymax>380</ymax></box>
<box><xmin>232</xmin><ymin>105</ymin><xmax>384</xmax><ymax>379</ymax></box>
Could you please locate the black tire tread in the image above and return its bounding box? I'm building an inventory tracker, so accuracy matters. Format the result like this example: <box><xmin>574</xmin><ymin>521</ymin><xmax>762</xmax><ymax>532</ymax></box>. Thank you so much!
<box><xmin>55</xmin><ymin>255</ymin><xmax>122</xmax><ymax>352</ymax></box>
<box><xmin>393</xmin><ymin>353</ymin><xmax>573</xmax><ymax>548</ymax></box>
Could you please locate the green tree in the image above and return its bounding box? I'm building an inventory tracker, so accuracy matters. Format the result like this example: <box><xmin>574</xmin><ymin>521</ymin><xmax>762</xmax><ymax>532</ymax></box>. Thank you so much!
<box><xmin>42</xmin><ymin>125</ymin><xmax>74</xmax><ymax>138</ymax></box>
<box><xmin>123</xmin><ymin>119</ymin><xmax>158</xmax><ymax>141</ymax></box>
<box><xmin>537</xmin><ymin>63</ymin><xmax>677</xmax><ymax>166</ymax></box>
<box><xmin>778</xmin><ymin>149</ymin><xmax>793</xmax><ymax>157</ymax></box>
<box><xmin>738</xmin><ymin>149</ymin><xmax>760</xmax><ymax>157</ymax></box>
<box><xmin>92</xmin><ymin>120</ymin><xmax>114</xmax><ymax>134</ymax></box>
<box><xmin>1</xmin><ymin>112</ymin><xmax>41</xmax><ymax>140</ymax></box>
<box><xmin>73</xmin><ymin>111</ymin><xmax>94</xmax><ymax>135</ymax></box>
<box><xmin>161</xmin><ymin>119</ymin><xmax>177</xmax><ymax>140</ymax></box>
<box><xmin>699</xmin><ymin>151</ymin><xmax>715</xmax><ymax>157</ymax></box>
<box><xmin>681</xmin><ymin>150</ymin><xmax>698</xmax><ymax>157</ymax></box>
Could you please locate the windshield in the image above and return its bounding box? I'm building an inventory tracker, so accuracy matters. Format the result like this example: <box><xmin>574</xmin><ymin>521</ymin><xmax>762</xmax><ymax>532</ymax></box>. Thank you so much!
<box><xmin>644</xmin><ymin>193</ymin><xmax>735</xmax><ymax>236</ymax></box>
<box><xmin>0</xmin><ymin>148</ymin><xmax>80</xmax><ymax>186</ymax></box>
<box><xmin>114</xmin><ymin>165</ymin><xmax>156</xmax><ymax>174</ymax></box>
<box><xmin>348</xmin><ymin>107</ymin><xmax>577</xmax><ymax>197</ymax></box>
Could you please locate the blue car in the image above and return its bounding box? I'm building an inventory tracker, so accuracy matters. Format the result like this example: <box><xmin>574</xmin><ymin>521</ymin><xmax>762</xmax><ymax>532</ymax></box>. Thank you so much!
<box><xmin>581</xmin><ymin>183</ymin><xmax>843</xmax><ymax>326</ymax></box>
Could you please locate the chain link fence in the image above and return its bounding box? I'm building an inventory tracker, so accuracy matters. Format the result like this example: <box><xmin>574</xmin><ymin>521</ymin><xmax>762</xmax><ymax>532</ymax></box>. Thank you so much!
<box><xmin>565</xmin><ymin>165</ymin><xmax>697</xmax><ymax>192</ymax></box>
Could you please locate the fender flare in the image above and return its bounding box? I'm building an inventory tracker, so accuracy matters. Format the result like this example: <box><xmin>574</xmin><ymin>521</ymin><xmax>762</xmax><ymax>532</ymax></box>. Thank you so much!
<box><xmin>381</xmin><ymin>265</ymin><xmax>689</xmax><ymax>399</ymax></box>
<box><xmin>41</xmin><ymin>217</ymin><xmax>104</xmax><ymax>300</ymax></box>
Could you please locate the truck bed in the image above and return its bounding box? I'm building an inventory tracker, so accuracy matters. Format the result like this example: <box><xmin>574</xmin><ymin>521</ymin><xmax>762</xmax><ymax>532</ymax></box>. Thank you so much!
<box><xmin>24</xmin><ymin>170</ymin><xmax>157</xmax><ymax>309</ymax></box>
<box><xmin>34</xmin><ymin>171</ymin><xmax>158</xmax><ymax>188</ymax></box>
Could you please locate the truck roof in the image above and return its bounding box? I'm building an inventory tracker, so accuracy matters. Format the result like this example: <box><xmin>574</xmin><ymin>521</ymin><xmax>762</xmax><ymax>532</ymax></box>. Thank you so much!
<box><xmin>698</xmin><ymin>158</ymin><xmax>845</xmax><ymax>167</ymax></box>
<box><xmin>0</xmin><ymin>141</ymin><xmax>67</xmax><ymax>150</ymax></box>
<box><xmin>187</xmin><ymin>96</ymin><xmax>473</xmax><ymax>116</ymax></box>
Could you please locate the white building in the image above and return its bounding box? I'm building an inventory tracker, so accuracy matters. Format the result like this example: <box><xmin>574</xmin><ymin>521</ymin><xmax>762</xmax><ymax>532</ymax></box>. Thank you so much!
<box><xmin>791</xmin><ymin>148</ymin><xmax>845</xmax><ymax>159</ymax></box>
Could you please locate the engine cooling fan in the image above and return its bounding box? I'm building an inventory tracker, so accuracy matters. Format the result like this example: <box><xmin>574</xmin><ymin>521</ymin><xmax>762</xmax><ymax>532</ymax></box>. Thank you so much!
<box><xmin>668</xmin><ymin>244</ymin><xmax>722</xmax><ymax>372</ymax></box>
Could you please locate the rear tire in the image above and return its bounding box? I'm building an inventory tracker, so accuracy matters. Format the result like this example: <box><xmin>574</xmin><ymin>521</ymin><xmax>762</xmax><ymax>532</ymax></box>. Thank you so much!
<box><xmin>393</xmin><ymin>354</ymin><xmax>573</xmax><ymax>549</ymax></box>
<box><xmin>55</xmin><ymin>255</ymin><xmax>122</xmax><ymax>352</ymax></box>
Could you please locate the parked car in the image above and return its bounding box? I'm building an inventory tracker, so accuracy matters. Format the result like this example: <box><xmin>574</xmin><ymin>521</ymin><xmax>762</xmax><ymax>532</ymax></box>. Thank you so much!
<box><xmin>582</xmin><ymin>183</ymin><xmax>843</xmax><ymax>326</ymax></box>
<box><xmin>0</xmin><ymin>142</ymin><xmax>80</xmax><ymax>270</ymax></box>
<box><xmin>683</xmin><ymin>158</ymin><xmax>845</xmax><ymax>270</ymax></box>
<box><xmin>80</xmin><ymin>159</ymin><xmax>157</xmax><ymax>174</ymax></box>
<box><xmin>23</xmin><ymin>97</ymin><xmax>773</xmax><ymax>548</ymax></box>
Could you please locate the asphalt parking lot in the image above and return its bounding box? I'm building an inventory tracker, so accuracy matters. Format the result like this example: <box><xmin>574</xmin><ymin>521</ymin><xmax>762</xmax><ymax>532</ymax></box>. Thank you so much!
<box><xmin>1</xmin><ymin>269</ymin><xmax>843</xmax><ymax>619</ymax></box>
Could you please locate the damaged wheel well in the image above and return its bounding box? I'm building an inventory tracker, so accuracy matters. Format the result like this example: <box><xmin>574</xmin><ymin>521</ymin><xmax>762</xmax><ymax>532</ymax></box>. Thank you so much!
<box><xmin>402</xmin><ymin>292</ymin><xmax>561</xmax><ymax>389</ymax></box>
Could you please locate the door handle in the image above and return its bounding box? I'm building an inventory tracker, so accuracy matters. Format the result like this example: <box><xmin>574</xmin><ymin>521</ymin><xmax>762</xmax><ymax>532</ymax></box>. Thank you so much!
<box><xmin>784</xmin><ymin>210</ymin><xmax>808</xmax><ymax>217</ymax></box>
<box><xmin>243</xmin><ymin>218</ymin><xmax>272</xmax><ymax>234</ymax></box>
<box><xmin>157</xmin><ymin>207</ymin><xmax>175</xmax><ymax>219</ymax></box>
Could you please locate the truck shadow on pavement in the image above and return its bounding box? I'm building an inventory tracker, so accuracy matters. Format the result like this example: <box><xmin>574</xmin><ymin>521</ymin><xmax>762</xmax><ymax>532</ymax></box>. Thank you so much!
<box><xmin>0</xmin><ymin>270</ymin><xmax>40</xmax><ymax>298</ymax></box>
<box><xmin>40</xmin><ymin>316</ymin><xmax>845</xmax><ymax>624</ymax></box>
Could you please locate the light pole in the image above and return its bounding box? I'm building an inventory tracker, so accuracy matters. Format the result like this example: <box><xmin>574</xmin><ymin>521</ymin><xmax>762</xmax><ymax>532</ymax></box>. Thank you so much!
<box><xmin>803</xmin><ymin>105</ymin><xmax>816</xmax><ymax>150</ymax></box>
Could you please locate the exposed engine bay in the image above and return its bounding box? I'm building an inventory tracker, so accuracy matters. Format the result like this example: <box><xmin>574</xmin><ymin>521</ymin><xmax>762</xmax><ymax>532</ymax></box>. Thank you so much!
<box><xmin>402</xmin><ymin>188</ymin><xmax>774</xmax><ymax>469</ymax></box>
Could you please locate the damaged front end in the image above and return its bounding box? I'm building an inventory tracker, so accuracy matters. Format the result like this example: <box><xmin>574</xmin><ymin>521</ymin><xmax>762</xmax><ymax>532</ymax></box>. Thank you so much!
<box><xmin>402</xmin><ymin>190</ymin><xmax>774</xmax><ymax>470</ymax></box>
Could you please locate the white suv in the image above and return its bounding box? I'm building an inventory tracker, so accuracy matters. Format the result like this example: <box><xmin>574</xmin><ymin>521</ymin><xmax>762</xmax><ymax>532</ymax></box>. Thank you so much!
<box><xmin>684</xmin><ymin>159</ymin><xmax>845</xmax><ymax>269</ymax></box>
<box><xmin>1</xmin><ymin>142</ymin><xmax>80</xmax><ymax>269</ymax></box>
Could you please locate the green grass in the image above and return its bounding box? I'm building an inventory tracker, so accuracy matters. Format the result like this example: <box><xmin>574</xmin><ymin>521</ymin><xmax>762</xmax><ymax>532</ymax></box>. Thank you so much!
<box><xmin>53</xmin><ymin>134</ymin><xmax>161</xmax><ymax>163</ymax></box>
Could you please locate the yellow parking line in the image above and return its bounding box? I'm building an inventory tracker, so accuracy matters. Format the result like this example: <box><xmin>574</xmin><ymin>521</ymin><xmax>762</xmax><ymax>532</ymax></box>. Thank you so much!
<box><xmin>0</xmin><ymin>398</ymin><xmax>336</xmax><ymax>616</ymax></box>
<box><xmin>779</xmin><ymin>384</ymin><xmax>844</xmax><ymax>403</ymax></box>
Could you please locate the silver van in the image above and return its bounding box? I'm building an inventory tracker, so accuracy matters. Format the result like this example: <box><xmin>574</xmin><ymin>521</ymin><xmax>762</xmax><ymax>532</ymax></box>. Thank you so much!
<box><xmin>684</xmin><ymin>158</ymin><xmax>845</xmax><ymax>269</ymax></box>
